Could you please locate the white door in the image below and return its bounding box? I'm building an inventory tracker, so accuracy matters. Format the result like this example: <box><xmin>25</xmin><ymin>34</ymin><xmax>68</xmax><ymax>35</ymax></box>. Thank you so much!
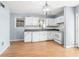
<box><xmin>76</xmin><ymin>14</ymin><xmax>79</xmax><ymax>47</ymax></box>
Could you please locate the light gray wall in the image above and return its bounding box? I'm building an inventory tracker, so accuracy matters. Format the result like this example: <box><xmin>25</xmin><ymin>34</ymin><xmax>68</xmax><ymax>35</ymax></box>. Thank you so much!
<box><xmin>0</xmin><ymin>2</ymin><xmax>10</xmax><ymax>54</ymax></box>
<box><xmin>10</xmin><ymin>13</ymin><xmax>25</xmax><ymax>41</ymax></box>
<box><xmin>64</xmin><ymin>7</ymin><xmax>75</xmax><ymax>48</ymax></box>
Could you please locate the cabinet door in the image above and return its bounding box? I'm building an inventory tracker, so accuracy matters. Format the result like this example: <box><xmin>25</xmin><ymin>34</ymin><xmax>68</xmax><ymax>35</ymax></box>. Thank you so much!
<box><xmin>25</xmin><ymin>17</ymin><xmax>33</xmax><ymax>25</ymax></box>
<box><xmin>47</xmin><ymin>31</ymin><xmax>54</xmax><ymax>40</ymax></box>
<box><xmin>32</xmin><ymin>17</ymin><xmax>39</xmax><ymax>26</ymax></box>
<box><xmin>24</xmin><ymin>32</ymin><xmax>32</xmax><ymax>42</ymax></box>
<box><xmin>54</xmin><ymin>32</ymin><xmax>62</xmax><ymax>41</ymax></box>
<box><xmin>54</xmin><ymin>32</ymin><xmax>63</xmax><ymax>44</ymax></box>
<box><xmin>55</xmin><ymin>16</ymin><xmax>64</xmax><ymax>23</ymax></box>
<box><xmin>32</xmin><ymin>32</ymin><xmax>40</xmax><ymax>42</ymax></box>
<box><xmin>39</xmin><ymin>31</ymin><xmax>47</xmax><ymax>41</ymax></box>
<box><xmin>60</xmin><ymin>16</ymin><xmax>64</xmax><ymax>23</ymax></box>
<box><xmin>55</xmin><ymin>18</ymin><xmax>58</xmax><ymax>23</ymax></box>
<box><xmin>48</xmin><ymin>18</ymin><xmax>54</xmax><ymax>26</ymax></box>
<box><xmin>25</xmin><ymin>17</ymin><xmax>39</xmax><ymax>26</ymax></box>
<box><xmin>45</xmin><ymin>18</ymin><xmax>48</xmax><ymax>26</ymax></box>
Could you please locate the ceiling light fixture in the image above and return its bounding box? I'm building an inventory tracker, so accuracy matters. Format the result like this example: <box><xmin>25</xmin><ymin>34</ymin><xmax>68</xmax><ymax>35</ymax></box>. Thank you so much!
<box><xmin>42</xmin><ymin>1</ymin><xmax>51</xmax><ymax>16</ymax></box>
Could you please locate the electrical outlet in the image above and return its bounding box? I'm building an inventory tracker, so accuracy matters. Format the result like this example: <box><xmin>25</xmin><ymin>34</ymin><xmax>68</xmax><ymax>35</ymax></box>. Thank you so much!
<box><xmin>2</xmin><ymin>41</ymin><xmax>4</xmax><ymax>46</ymax></box>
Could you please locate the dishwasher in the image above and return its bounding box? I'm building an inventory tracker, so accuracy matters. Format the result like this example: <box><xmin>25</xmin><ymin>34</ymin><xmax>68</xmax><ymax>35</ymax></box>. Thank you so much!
<box><xmin>54</xmin><ymin>32</ymin><xmax>64</xmax><ymax>44</ymax></box>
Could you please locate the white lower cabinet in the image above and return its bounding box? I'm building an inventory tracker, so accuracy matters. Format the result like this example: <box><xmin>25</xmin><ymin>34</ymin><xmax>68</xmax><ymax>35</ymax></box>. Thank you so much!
<box><xmin>24</xmin><ymin>32</ymin><xmax>32</xmax><ymax>42</ymax></box>
<box><xmin>24</xmin><ymin>31</ymin><xmax>63</xmax><ymax>43</ymax></box>
<box><xmin>47</xmin><ymin>31</ymin><xmax>54</xmax><ymax>40</ymax></box>
<box><xmin>24</xmin><ymin>31</ymin><xmax>47</xmax><ymax>42</ymax></box>
<box><xmin>54</xmin><ymin>32</ymin><xmax>63</xmax><ymax>44</ymax></box>
<box><xmin>32</xmin><ymin>32</ymin><xmax>40</xmax><ymax>42</ymax></box>
<box><xmin>39</xmin><ymin>31</ymin><xmax>47</xmax><ymax>41</ymax></box>
<box><xmin>32</xmin><ymin>31</ymin><xmax>47</xmax><ymax>42</ymax></box>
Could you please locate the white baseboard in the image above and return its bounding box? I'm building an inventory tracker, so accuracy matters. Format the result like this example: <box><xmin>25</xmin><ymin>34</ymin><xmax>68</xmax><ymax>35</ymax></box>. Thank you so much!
<box><xmin>0</xmin><ymin>43</ymin><xmax>10</xmax><ymax>55</ymax></box>
<box><xmin>10</xmin><ymin>39</ymin><xmax>24</xmax><ymax>42</ymax></box>
<box><xmin>64</xmin><ymin>45</ymin><xmax>75</xmax><ymax>48</ymax></box>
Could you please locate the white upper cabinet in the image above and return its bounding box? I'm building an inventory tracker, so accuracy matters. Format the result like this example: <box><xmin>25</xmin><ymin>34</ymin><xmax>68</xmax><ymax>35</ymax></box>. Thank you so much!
<box><xmin>25</xmin><ymin>17</ymin><xmax>39</xmax><ymax>26</ymax></box>
<box><xmin>45</xmin><ymin>18</ymin><xmax>48</xmax><ymax>26</ymax></box>
<box><xmin>32</xmin><ymin>17</ymin><xmax>39</xmax><ymax>26</ymax></box>
<box><xmin>48</xmin><ymin>18</ymin><xmax>54</xmax><ymax>26</ymax></box>
<box><xmin>25</xmin><ymin>17</ymin><xmax>64</xmax><ymax>26</ymax></box>
<box><xmin>48</xmin><ymin>18</ymin><xmax>58</xmax><ymax>26</ymax></box>
<box><xmin>25</xmin><ymin>17</ymin><xmax>33</xmax><ymax>26</ymax></box>
<box><xmin>55</xmin><ymin>16</ymin><xmax>64</xmax><ymax>23</ymax></box>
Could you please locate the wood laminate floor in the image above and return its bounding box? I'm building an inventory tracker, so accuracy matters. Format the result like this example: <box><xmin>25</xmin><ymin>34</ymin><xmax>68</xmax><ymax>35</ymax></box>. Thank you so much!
<box><xmin>1</xmin><ymin>40</ymin><xmax>79</xmax><ymax>57</ymax></box>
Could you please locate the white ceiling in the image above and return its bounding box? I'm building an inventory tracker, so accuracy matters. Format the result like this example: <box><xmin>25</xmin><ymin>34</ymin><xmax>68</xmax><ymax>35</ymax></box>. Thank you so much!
<box><xmin>5</xmin><ymin>1</ymin><xmax>79</xmax><ymax>15</ymax></box>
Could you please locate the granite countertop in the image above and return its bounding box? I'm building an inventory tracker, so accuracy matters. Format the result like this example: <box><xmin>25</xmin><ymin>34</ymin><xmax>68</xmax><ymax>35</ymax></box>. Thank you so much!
<box><xmin>24</xmin><ymin>29</ymin><xmax>59</xmax><ymax>31</ymax></box>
